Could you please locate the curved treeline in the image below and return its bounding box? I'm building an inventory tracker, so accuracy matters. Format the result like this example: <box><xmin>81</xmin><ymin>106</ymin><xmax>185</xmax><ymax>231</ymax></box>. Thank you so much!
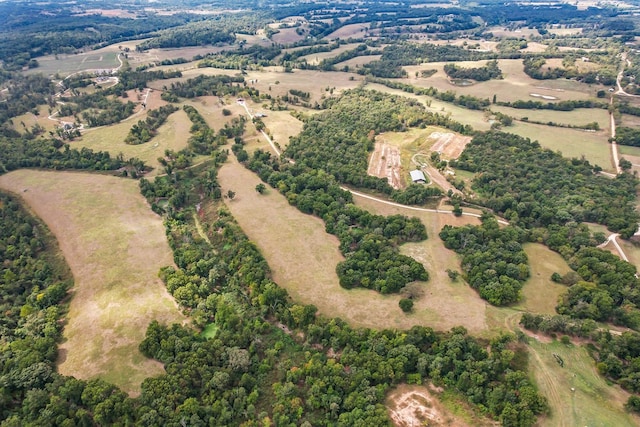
<box><xmin>444</xmin><ymin>60</ymin><xmax>503</xmax><ymax>82</ymax></box>
<box><xmin>440</xmin><ymin>216</ymin><xmax>530</xmax><ymax>306</ymax></box>
<box><xmin>453</xmin><ymin>131</ymin><xmax>640</xmax><ymax>238</ymax></box>
<box><xmin>247</xmin><ymin>150</ymin><xmax>429</xmax><ymax>294</ymax></box>
<box><xmin>0</xmin><ymin>136</ymin><xmax>145</xmax><ymax>175</ymax></box>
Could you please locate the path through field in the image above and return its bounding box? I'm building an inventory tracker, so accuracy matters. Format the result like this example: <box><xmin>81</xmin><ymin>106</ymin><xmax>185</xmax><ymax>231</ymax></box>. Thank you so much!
<box><xmin>0</xmin><ymin>170</ymin><xmax>185</xmax><ymax>396</ymax></box>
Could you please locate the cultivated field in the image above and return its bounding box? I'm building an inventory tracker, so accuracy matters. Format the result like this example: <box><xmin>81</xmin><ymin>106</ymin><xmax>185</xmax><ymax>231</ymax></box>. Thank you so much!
<box><xmin>368</xmin><ymin>142</ymin><xmax>404</xmax><ymax>189</ymax></box>
<box><xmin>0</xmin><ymin>170</ymin><xmax>185</xmax><ymax>396</ymax></box>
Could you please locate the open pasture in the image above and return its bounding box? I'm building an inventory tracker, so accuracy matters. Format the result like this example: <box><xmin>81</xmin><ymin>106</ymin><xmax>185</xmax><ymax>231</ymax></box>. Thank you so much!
<box><xmin>298</xmin><ymin>43</ymin><xmax>365</xmax><ymax>65</ymax></box>
<box><xmin>486</xmin><ymin>26</ymin><xmax>541</xmax><ymax>38</ymax></box>
<box><xmin>526</xmin><ymin>339</ymin><xmax>638</xmax><ymax>427</ymax></box>
<box><xmin>404</xmin><ymin>59</ymin><xmax>597</xmax><ymax>104</ymax></box>
<box><xmin>335</xmin><ymin>54</ymin><xmax>382</xmax><ymax>68</ymax></box>
<box><xmin>271</xmin><ymin>27</ymin><xmax>307</xmax><ymax>45</ymax></box>
<box><xmin>518</xmin><ymin>243</ymin><xmax>571</xmax><ymax>315</ymax></box>
<box><xmin>244</xmin><ymin>68</ymin><xmax>363</xmax><ymax>103</ymax></box>
<box><xmin>75</xmin><ymin>101</ymin><xmax>191</xmax><ymax>177</ymax></box>
<box><xmin>507</xmin><ymin>121</ymin><xmax>614</xmax><ymax>171</ymax></box>
<box><xmin>217</xmin><ymin>154</ymin><xmax>489</xmax><ymax>333</ymax></box>
<box><xmin>256</xmin><ymin>110</ymin><xmax>304</xmax><ymax>149</ymax></box>
<box><xmin>492</xmin><ymin>106</ymin><xmax>610</xmax><ymax>130</ymax></box>
<box><xmin>324</xmin><ymin>23</ymin><xmax>370</xmax><ymax>40</ymax></box>
<box><xmin>0</xmin><ymin>170</ymin><xmax>184</xmax><ymax>396</ymax></box>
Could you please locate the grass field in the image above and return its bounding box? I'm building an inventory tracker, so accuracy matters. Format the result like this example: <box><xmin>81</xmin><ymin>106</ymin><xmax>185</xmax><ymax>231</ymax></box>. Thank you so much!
<box><xmin>517</xmin><ymin>243</ymin><xmax>571</xmax><ymax>315</ymax></box>
<box><xmin>258</xmin><ymin>110</ymin><xmax>304</xmax><ymax>149</ymax></box>
<box><xmin>298</xmin><ymin>43</ymin><xmax>363</xmax><ymax>65</ymax></box>
<box><xmin>0</xmin><ymin>170</ymin><xmax>184</xmax><ymax>396</ymax></box>
<box><xmin>526</xmin><ymin>339</ymin><xmax>639</xmax><ymax>427</ymax></box>
<box><xmin>492</xmin><ymin>106</ymin><xmax>610</xmax><ymax>130</ymax></box>
<box><xmin>507</xmin><ymin>121</ymin><xmax>613</xmax><ymax>171</ymax></box>
<box><xmin>75</xmin><ymin>102</ymin><xmax>192</xmax><ymax>176</ymax></box>
<box><xmin>404</xmin><ymin>59</ymin><xmax>598</xmax><ymax>104</ymax></box>
<box><xmin>217</xmin><ymin>153</ymin><xmax>490</xmax><ymax>332</ymax></box>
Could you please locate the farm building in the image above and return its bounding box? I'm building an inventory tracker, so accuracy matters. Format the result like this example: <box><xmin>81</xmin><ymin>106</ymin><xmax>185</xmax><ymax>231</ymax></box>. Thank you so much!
<box><xmin>410</xmin><ymin>170</ymin><xmax>427</xmax><ymax>183</ymax></box>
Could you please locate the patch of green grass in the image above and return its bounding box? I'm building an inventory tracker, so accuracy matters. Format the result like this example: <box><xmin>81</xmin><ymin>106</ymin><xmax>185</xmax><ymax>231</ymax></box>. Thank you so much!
<box><xmin>517</xmin><ymin>243</ymin><xmax>571</xmax><ymax>315</ymax></box>
<box><xmin>493</xmin><ymin>106</ymin><xmax>610</xmax><ymax>130</ymax></box>
<box><xmin>507</xmin><ymin>121</ymin><xmax>613</xmax><ymax>171</ymax></box>
<box><xmin>202</xmin><ymin>323</ymin><xmax>219</xmax><ymax>339</ymax></box>
<box><xmin>527</xmin><ymin>339</ymin><xmax>638</xmax><ymax>427</ymax></box>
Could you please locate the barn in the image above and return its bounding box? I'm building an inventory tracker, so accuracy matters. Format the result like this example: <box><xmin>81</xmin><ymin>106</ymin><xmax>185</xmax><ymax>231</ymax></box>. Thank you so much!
<box><xmin>410</xmin><ymin>170</ymin><xmax>427</xmax><ymax>183</ymax></box>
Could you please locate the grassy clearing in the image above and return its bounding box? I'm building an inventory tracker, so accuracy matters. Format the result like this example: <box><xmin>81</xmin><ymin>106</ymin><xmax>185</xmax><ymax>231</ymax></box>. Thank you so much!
<box><xmin>8</xmin><ymin>105</ymin><xmax>58</xmax><ymax>135</ymax></box>
<box><xmin>404</xmin><ymin>59</ymin><xmax>598</xmax><ymax>104</ymax></box>
<box><xmin>526</xmin><ymin>339</ymin><xmax>639</xmax><ymax>427</ymax></box>
<box><xmin>258</xmin><ymin>110</ymin><xmax>304</xmax><ymax>149</ymax></box>
<box><xmin>335</xmin><ymin>54</ymin><xmax>382</xmax><ymax>68</ymax></box>
<box><xmin>492</xmin><ymin>106</ymin><xmax>610</xmax><ymax>130</ymax></box>
<box><xmin>517</xmin><ymin>244</ymin><xmax>570</xmax><ymax>315</ymax></box>
<box><xmin>0</xmin><ymin>170</ymin><xmax>185</xmax><ymax>396</ymax></box>
<box><xmin>324</xmin><ymin>23</ymin><xmax>370</xmax><ymax>39</ymax></box>
<box><xmin>619</xmin><ymin>113</ymin><xmax>640</xmax><ymax>128</ymax></box>
<box><xmin>299</xmin><ymin>43</ymin><xmax>363</xmax><ymax>65</ymax></box>
<box><xmin>217</xmin><ymin>154</ymin><xmax>488</xmax><ymax>332</ymax></box>
<box><xmin>506</xmin><ymin>121</ymin><xmax>613</xmax><ymax>171</ymax></box>
<box><xmin>75</xmin><ymin>106</ymin><xmax>190</xmax><ymax>176</ymax></box>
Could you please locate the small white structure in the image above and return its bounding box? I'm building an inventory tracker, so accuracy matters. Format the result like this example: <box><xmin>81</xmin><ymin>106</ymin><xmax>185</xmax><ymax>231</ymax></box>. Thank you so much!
<box><xmin>410</xmin><ymin>170</ymin><xmax>427</xmax><ymax>183</ymax></box>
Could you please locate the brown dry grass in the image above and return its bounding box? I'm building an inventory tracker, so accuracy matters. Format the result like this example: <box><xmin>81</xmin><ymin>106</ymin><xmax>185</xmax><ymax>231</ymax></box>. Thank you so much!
<box><xmin>518</xmin><ymin>243</ymin><xmax>571</xmax><ymax>315</ymax></box>
<box><xmin>75</xmin><ymin>106</ymin><xmax>189</xmax><ymax>177</ymax></box>
<box><xmin>324</xmin><ymin>23</ymin><xmax>370</xmax><ymax>40</ymax></box>
<box><xmin>217</xmin><ymin>155</ymin><xmax>488</xmax><ymax>332</ymax></box>
<box><xmin>258</xmin><ymin>110</ymin><xmax>304</xmax><ymax>149</ymax></box>
<box><xmin>0</xmin><ymin>170</ymin><xmax>185</xmax><ymax>396</ymax></box>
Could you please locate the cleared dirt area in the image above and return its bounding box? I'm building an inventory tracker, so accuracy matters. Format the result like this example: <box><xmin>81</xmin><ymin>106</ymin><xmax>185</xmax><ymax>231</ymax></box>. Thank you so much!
<box><xmin>429</xmin><ymin>131</ymin><xmax>471</xmax><ymax>159</ymax></box>
<box><xmin>387</xmin><ymin>385</ymin><xmax>478</xmax><ymax>427</ymax></box>
<box><xmin>0</xmin><ymin>170</ymin><xmax>184</xmax><ymax>396</ymax></box>
<box><xmin>368</xmin><ymin>142</ymin><xmax>404</xmax><ymax>189</ymax></box>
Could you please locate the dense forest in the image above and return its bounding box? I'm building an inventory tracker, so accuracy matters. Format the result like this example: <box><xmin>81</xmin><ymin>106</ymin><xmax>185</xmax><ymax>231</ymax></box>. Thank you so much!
<box><xmin>444</xmin><ymin>60</ymin><xmax>502</xmax><ymax>81</ymax></box>
<box><xmin>440</xmin><ymin>215</ymin><xmax>530</xmax><ymax>306</ymax></box>
<box><xmin>453</xmin><ymin>131</ymin><xmax>640</xmax><ymax>238</ymax></box>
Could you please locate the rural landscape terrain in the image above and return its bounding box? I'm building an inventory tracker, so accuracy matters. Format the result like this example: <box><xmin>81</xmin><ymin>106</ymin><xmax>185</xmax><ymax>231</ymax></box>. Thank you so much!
<box><xmin>5</xmin><ymin>0</ymin><xmax>640</xmax><ymax>425</ymax></box>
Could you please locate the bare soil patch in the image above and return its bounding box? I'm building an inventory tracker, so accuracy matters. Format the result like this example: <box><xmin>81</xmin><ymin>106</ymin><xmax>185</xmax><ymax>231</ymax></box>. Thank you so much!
<box><xmin>387</xmin><ymin>384</ymin><xmax>495</xmax><ymax>427</ymax></box>
<box><xmin>0</xmin><ymin>170</ymin><xmax>185</xmax><ymax>396</ymax></box>
<box><xmin>429</xmin><ymin>131</ymin><xmax>472</xmax><ymax>159</ymax></box>
<box><xmin>368</xmin><ymin>142</ymin><xmax>404</xmax><ymax>189</ymax></box>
